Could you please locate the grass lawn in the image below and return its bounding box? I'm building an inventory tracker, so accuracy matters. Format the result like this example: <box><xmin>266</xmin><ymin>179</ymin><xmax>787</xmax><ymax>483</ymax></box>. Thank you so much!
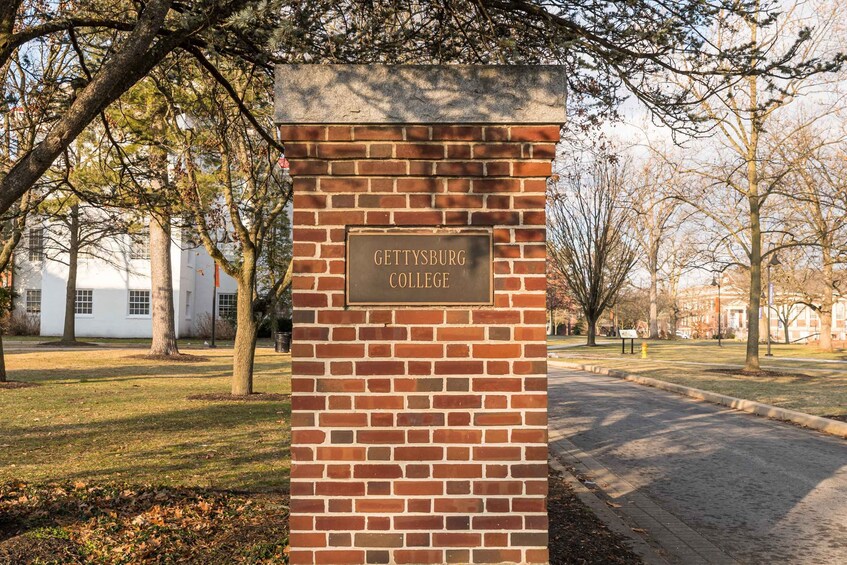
<box><xmin>0</xmin><ymin>347</ymin><xmax>291</xmax><ymax>491</ymax></box>
<box><xmin>0</xmin><ymin>347</ymin><xmax>291</xmax><ymax>563</ymax></box>
<box><xmin>553</xmin><ymin>339</ymin><xmax>847</xmax><ymax>417</ymax></box>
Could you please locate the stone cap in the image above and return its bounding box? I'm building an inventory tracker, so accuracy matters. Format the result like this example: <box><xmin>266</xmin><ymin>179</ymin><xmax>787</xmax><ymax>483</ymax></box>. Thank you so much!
<box><xmin>275</xmin><ymin>65</ymin><xmax>566</xmax><ymax>124</ymax></box>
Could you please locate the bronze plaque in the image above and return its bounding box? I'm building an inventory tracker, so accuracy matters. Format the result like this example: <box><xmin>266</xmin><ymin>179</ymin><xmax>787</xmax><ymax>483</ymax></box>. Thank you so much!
<box><xmin>346</xmin><ymin>229</ymin><xmax>493</xmax><ymax>305</ymax></box>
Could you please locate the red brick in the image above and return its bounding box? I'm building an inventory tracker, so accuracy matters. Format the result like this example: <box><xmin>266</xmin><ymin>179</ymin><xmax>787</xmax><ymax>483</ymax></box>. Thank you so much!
<box><xmin>395</xmin><ymin>310</ymin><xmax>444</xmax><ymax>324</ymax></box>
<box><xmin>290</xmin><ymin>159</ymin><xmax>328</xmax><ymax>175</ymax></box>
<box><xmin>394</xmin><ymin>516</ymin><xmax>444</xmax><ymax>529</ymax></box>
<box><xmin>434</xmin><ymin>361</ymin><xmax>484</xmax><ymax>374</ymax></box>
<box><xmin>395</xmin><ymin>344</ymin><xmax>443</xmax><ymax>358</ymax></box>
<box><xmin>397</xmin><ymin>413</ymin><xmax>445</xmax><ymax>426</ymax></box>
<box><xmin>433</xmin><ymin>429</ymin><xmax>482</xmax><ymax>443</ymax></box>
<box><xmin>474</xmin><ymin>412</ymin><xmax>522</xmax><ymax>426</ymax></box>
<box><xmin>394</xmin><ymin>481</ymin><xmax>444</xmax><ymax>496</ymax></box>
<box><xmin>472</xmin><ymin>178</ymin><xmax>521</xmax><ymax>193</ymax></box>
<box><xmin>432</xmin><ymin>532</ymin><xmax>482</xmax><ymax>546</ymax></box>
<box><xmin>431</xmin><ymin>126</ymin><xmax>483</xmax><ymax>140</ymax></box>
<box><xmin>355</xmin><ymin>499</ymin><xmax>406</xmax><ymax>513</ymax></box>
<box><xmin>315</xmin><ymin>344</ymin><xmax>365</xmax><ymax>358</ymax></box>
<box><xmin>279</xmin><ymin>125</ymin><xmax>326</xmax><ymax>141</ymax></box>
<box><xmin>436</xmin><ymin>161</ymin><xmax>485</xmax><ymax>176</ymax></box>
<box><xmin>510</xmin><ymin>125</ymin><xmax>560</xmax><ymax>141</ymax></box>
<box><xmin>396</xmin><ymin>178</ymin><xmax>441</xmax><ymax>193</ymax></box>
<box><xmin>433</xmin><ymin>464</ymin><xmax>483</xmax><ymax>478</ymax></box>
<box><xmin>353</xmin><ymin>465</ymin><xmax>403</xmax><ymax>479</ymax></box>
<box><xmin>394</xmin><ymin>143</ymin><xmax>443</xmax><ymax>159</ymax></box>
<box><xmin>355</xmin><ymin>396</ymin><xmax>404</xmax><ymax>409</ymax></box>
<box><xmin>319</xmin><ymin>413</ymin><xmax>368</xmax><ymax>427</ymax></box>
<box><xmin>447</xmin><ymin>144</ymin><xmax>472</xmax><ymax>159</ymax></box>
<box><xmin>473</xmin><ymin>143</ymin><xmax>522</xmax><ymax>158</ymax></box>
<box><xmin>432</xmin><ymin>395</ymin><xmax>482</xmax><ymax>409</ymax></box>
<box><xmin>355</xmin><ymin>361</ymin><xmax>404</xmax><ymax>375</ymax></box>
<box><xmin>320</xmin><ymin>178</ymin><xmax>368</xmax><ymax>192</ymax></box>
<box><xmin>316</xmin><ymin>143</ymin><xmax>368</xmax><ymax>158</ymax></box>
<box><xmin>395</xmin><ymin>447</ymin><xmax>443</xmax><ymax>460</ymax></box>
<box><xmin>358</xmin><ymin>160</ymin><xmax>408</xmax><ymax>175</ymax></box>
<box><xmin>394</xmin><ymin>211</ymin><xmax>443</xmax><ymax>225</ymax></box>
<box><xmin>434</xmin><ymin>194</ymin><xmax>484</xmax><ymax>208</ymax></box>
<box><xmin>395</xmin><ymin>550</ymin><xmax>444</xmax><ymax>564</ymax></box>
<box><xmin>471</xmin><ymin>211</ymin><xmax>521</xmax><ymax>225</ymax></box>
<box><xmin>358</xmin><ymin>327</ymin><xmax>407</xmax><ymax>340</ymax></box>
<box><xmin>473</xmin><ymin>378</ymin><xmax>522</xmax><ymax>392</ymax></box>
<box><xmin>353</xmin><ymin>126</ymin><xmax>405</xmax><ymax>140</ymax></box>
<box><xmin>358</xmin><ymin>194</ymin><xmax>406</xmax><ymax>208</ymax></box>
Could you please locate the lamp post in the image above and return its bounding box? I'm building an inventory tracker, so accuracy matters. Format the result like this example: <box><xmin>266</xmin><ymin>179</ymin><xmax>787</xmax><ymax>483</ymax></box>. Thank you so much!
<box><xmin>765</xmin><ymin>254</ymin><xmax>781</xmax><ymax>357</ymax></box>
<box><xmin>711</xmin><ymin>274</ymin><xmax>722</xmax><ymax>347</ymax></box>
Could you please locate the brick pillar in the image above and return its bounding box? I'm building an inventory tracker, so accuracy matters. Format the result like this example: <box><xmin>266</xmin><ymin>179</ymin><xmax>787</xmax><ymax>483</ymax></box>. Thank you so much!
<box><xmin>286</xmin><ymin>123</ymin><xmax>555</xmax><ymax>565</ymax></box>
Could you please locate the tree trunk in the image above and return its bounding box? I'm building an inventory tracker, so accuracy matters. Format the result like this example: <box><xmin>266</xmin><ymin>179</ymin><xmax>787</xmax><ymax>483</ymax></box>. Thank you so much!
<box><xmin>586</xmin><ymin>317</ymin><xmax>597</xmax><ymax>346</ymax></box>
<box><xmin>784</xmin><ymin>319</ymin><xmax>790</xmax><ymax>344</ymax></box>
<box><xmin>744</xmin><ymin>190</ymin><xmax>762</xmax><ymax>372</ymax></box>
<box><xmin>61</xmin><ymin>204</ymin><xmax>80</xmax><ymax>343</ymax></box>
<box><xmin>648</xmin><ymin>245</ymin><xmax>659</xmax><ymax>339</ymax></box>
<box><xmin>149</xmin><ymin>214</ymin><xmax>180</xmax><ymax>356</ymax></box>
<box><xmin>232</xmin><ymin>268</ymin><xmax>258</xmax><ymax>396</ymax></box>
<box><xmin>0</xmin><ymin>332</ymin><xmax>6</xmax><ymax>382</ymax></box>
<box><xmin>819</xmin><ymin>256</ymin><xmax>834</xmax><ymax>352</ymax></box>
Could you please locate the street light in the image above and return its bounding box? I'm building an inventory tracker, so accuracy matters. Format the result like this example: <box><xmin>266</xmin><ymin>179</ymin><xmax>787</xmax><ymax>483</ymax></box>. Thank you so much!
<box><xmin>765</xmin><ymin>254</ymin><xmax>782</xmax><ymax>357</ymax></box>
<box><xmin>711</xmin><ymin>274</ymin><xmax>722</xmax><ymax>347</ymax></box>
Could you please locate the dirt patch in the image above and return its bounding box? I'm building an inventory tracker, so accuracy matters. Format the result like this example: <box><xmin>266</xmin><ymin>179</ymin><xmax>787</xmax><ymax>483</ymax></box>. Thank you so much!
<box><xmin>0</xmin><ymin>381</ymin><xmax>38</xmax><ymax>390</ymax></box>
<box><xmin>0</xmin><ymin>482</ymin><xmax>289</xmax><ymax>564</ymax></box>
<box><xmin>37</xmin><ymin>341</ymin><xmax>99</xmax><ymax>348</ymax></box>
<box><xmin>548</xmin><ymin>468</ymin><xmax>643</xmax><ymax>564</ymax></box>
<box><xmin>127</xmin><ymin>354</ymin><xmax>210</xmax><ymax>363</ymax></box>
<box><xmin>187</xmin><ymin>393</ymin><xmax>291</xmax><ymax>402</ymax></box>
<box><xmin>708</xmin><ymin>367</ymin><xmax>812</xmax><ymax>379</ymax></box>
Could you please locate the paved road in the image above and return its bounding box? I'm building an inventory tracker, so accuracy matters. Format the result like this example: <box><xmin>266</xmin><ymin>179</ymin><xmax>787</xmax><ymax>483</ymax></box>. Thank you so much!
<box><xmin>548</xmin><ymin>366</ymin><xmax>847</xmax><ymax>565</ymax></box>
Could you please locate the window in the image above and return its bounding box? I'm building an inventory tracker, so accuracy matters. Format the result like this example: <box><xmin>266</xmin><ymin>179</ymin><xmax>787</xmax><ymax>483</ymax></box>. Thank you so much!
<box><xmin>28</xmin><ymin>228</ymin><xmax>44</xmax><ymax>261</ymax></box>
<box><xmin>218</xmin><ymin>293</ymin><xmax>237</xmax><ymax>318</ymax></box>
<box><xmin>130</xmin><ymin>228</ymin><xmax>150</xmax><ymax>260</ymax></box>
<box><xmin>128</xmin><ymin>290</ymin><xmax>151</xmax><ymax>316</ymax></box>
<box><xmin>75</xmin><ymin>289</ymin><xmax>93</xmax><ymax>315</ymax></box>
<box><xmin>185</xmin><ymin>291</ymin><xmax>193</xmax><ymax>319</ymax></box>
<box><xmin>25</xmin><ymin>289</ymin><xmax>41</xmax><ymax>314</ymax></box>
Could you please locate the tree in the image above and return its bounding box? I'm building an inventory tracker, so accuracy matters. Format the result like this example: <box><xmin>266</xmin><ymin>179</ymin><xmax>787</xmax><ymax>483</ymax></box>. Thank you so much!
<box><xmin>171</xmin><ymin>60</ymin><xmax>292</xmax><ymax>395</ymax></box>
<box><xmin>36</xmin><ymin>196</ymin><xmax>132</xmax><ymax>344</ymax></box>
<box><xmin>675</xmin><ymin>0</ymin><xmax>845</xmax><ymax>371</ymax></box>
<box><xmin>2</xmin><ymin>0</ymin><xmax>838</xmax><ymax>221</ymax></box>
<box><xmin>773</xmin><ymin>124</ymin><xmax>847</xmax><ymax>351</ymax></box>
<box><xmin>547</xmin><ymin>143</ymin><xmax>637</xmax><ymax>346</ymax></box>
<box><xmin>628</xmin><ymin>152</ymin><xmax>686</xmax><ymax>339</ymax></box>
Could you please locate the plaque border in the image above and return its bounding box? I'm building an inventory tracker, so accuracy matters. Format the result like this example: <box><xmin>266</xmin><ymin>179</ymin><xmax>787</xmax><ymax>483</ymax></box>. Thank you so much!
<box><xmin>345</xmin><ymin>227</ymin><xmax>495</xmax><ymax>307</ymax></box>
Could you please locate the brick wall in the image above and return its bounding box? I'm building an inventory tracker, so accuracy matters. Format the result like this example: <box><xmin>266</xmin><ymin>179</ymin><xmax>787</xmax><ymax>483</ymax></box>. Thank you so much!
<box><xmin>285</xmin><ymin>124</ymin><xmax>555</xmax><ymax>565</ymax></box>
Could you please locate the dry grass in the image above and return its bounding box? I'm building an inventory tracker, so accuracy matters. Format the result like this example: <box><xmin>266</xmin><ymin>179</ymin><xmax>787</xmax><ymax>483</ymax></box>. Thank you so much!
<box><xmin>0</xmin><ymin>347</ymin><xmax>291</xmax><ymax>491</ymax></box>
<box><xmin>553</xmin><ymin>340</ymin><xmax>847</xmax><ymax>417</ymax></box>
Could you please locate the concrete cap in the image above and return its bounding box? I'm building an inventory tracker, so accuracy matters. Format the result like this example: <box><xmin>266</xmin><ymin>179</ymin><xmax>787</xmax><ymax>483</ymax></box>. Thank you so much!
<box><xmin>275</xmin><ymin>65</ymin><xmax>566</xmax><ymax>124</ymax></box>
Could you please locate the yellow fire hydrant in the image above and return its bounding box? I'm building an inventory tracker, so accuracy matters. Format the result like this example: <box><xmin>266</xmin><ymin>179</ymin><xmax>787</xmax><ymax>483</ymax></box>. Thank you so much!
<box><xmin>641</xmin><ymin>342</ymin><xmax>648</xmax><ymax>359</ymax></box>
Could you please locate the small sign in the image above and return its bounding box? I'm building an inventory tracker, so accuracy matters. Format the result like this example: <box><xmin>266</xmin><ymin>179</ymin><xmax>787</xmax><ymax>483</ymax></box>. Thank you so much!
<box><xmin>346</xmin><ymin>229</ymin><xmax>493</xmax><ymax>306</ymax></box>
<box><xmin>619</xmin><ymin>329</ymin><xmax>638</xmax><ymax>339</ymax></box>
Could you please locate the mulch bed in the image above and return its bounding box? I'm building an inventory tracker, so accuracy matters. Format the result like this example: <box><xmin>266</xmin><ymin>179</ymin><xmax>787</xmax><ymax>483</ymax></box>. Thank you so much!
<box><xmin>38</xmin><ymin>341</ymin><xmax>99</xmax><ymax>348</ymax></box>
<box><xmin>186</xmin><ymin>393</ymin><xmax>291</xmax><ymax>402</ymax></box>
<box><xmin>707</xmin><ymin>367</ymin><xmax>812</xmax><ymax>379</ymax></box>
<box><xmin>0</xmin><ymin>482</ymin><xmax>290</xmax><ymax>564</ymax></box>
<box><xmin>823</xmin><ymin>414</ymin><xmax>847</xmax><ymax>423</ymax></box>
<box><xmin>127</xmin><ymin>354</ymin><xmax>210</xmax><ymax>363</ymax></box>
<box><xmin>0</xmin><ymin>381</ymin><xmax>38</xmax><ymax>390</ymax></box>
<box><xmin>1</xmin><ymin>467</ymin><xmax>641</xmax><ymax>564</ymax></box>
<box><xmin>548</xmin><ymin>469</ymin><xmax>642</xmax><ymax>564</ymax></box>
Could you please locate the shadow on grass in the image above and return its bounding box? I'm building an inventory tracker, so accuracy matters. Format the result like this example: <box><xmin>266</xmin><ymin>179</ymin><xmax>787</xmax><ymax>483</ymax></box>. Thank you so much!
<box><xmin>7</xmin><ymin>363</ymin><xmax>235</xmax><ymax>384</ymax></box>
<box><xmin>4</xmin><ymin>401</ymin><xmax>291</xmax><ymax>491</ymax></box>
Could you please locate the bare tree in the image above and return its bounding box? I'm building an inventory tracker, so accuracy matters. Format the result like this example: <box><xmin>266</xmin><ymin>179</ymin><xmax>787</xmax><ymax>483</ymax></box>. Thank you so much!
<box><xmin>547</xmin><ymin>144</ymin><xmax>637</xmax><ymax>346</ymax></box>
<box><xmin>773</xmin><ymin>124</ymin><xmax>847</xmax><ymax>351</ymax></box>
<box><xmin>628</xmin><ymin>152</ymin><xmax>686</xmax><ymax>338</ymax></box>
<box><xmin>675</xmin><ymin>0</ymin><xmax>846</xmax><ymax>371</ymax></box>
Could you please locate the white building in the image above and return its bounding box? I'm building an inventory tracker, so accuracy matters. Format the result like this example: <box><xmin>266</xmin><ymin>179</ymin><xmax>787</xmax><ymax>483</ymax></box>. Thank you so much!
<box><xmin>12</xmin><ymin>222</ymin><xmax>239</xmax><ymax>339</ymax></box>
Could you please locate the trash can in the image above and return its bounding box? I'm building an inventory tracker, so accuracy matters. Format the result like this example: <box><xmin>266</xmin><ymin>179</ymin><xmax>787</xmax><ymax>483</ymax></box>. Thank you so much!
<box><xmin>274</xmin><ymin>332</ymin><xmax>292</xmax><ymax>353</ymax></box>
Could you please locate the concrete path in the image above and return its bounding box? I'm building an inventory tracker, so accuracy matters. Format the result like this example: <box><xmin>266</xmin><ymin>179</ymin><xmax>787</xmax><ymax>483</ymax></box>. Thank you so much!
<box><xmin>548</xmin><ymin>367</ymin><xmax>847</xmax><ymax>565</ymax></box>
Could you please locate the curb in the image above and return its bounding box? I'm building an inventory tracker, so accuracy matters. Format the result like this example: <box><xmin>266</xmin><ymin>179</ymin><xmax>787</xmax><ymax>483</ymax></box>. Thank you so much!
<box><xmin>549</xmin><ymin>359</ymin><xmax>847</xmax><ymax>439</ymax></box>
